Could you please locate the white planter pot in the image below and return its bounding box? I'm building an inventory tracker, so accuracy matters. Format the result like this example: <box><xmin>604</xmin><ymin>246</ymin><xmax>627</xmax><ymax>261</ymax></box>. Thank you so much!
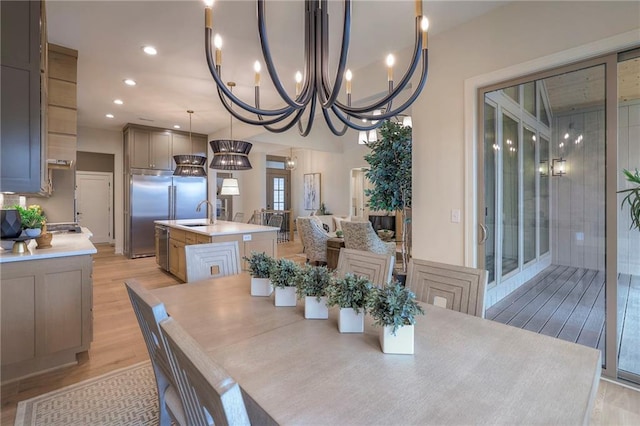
<box><xmin>304</xmin><ymin>296</ymin><xmax>328</xmax><ymax>319</ymax></box>
<box><xmin>338</xmin><ymin>308</ymin><xmax>364</xmax><ymax>333</ymax></box>
<box><xmin>251</xmin><ymin>277</ymin><xmax>273</xmax><ymax>297</ymax></box>
<box><xmin>274</xmin><ymin>286</ymin><xmax>297</xmax><ymax>307</ymax></box>
<box><xmin>379</xmin><ymin>325</ymin><xmax>414</xmax><ymax>354</ymax></box>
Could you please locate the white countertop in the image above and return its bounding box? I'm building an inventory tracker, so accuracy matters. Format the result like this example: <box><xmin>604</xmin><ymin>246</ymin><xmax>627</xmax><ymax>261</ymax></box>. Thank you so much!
<box><xmin>155</xmin><ymin>219</ymin><xmax>279</xmax><ymax>236</ymax></box>
<box><xmin>0</xmin><ymin>228</ymin><xmax>97</xmax><ymax>263</ymax></box>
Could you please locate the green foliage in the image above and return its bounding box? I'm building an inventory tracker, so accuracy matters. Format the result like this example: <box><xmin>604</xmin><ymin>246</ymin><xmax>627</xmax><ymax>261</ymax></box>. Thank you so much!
<box><xmin>296</xmin><ymin>264</ymin><xmax>332</xmax><ymax>301</ymax></box>
<box><xmin>269</xmin><ymin>258</ymin><xmax>302</xmax><ymax>289</ymax></box>
<box><xmin>364</xmin><ymin>120</ymin><xmax>412</xmax><ymax>212</ymax></box>
<box><xmin>13</xmin><ymin>205</ymin><xmax>46</xmax><ymax>229</ymax></box>
<box><xmin>367</xmin><ymin>281</ymin><xmax>424</xmax><ymax>335</ymax></box>
<box><xmin>325</xmin><ymin>274</ymin><xmax>373</xmax><ymax>314</ymax></box>
<box><xmin>619</xmin><ymin>168</ymin><xmax>640</xmax><ymax>230</ymax></box>
<box><xmin>243</xmin><ymin>251</ymin><xmax>275</xmax><ymax>279</ymax></box>
<box><xmin>317</xmin><ymin>203</ymin><xmax>332</xmax><ymax>215</ymax></box>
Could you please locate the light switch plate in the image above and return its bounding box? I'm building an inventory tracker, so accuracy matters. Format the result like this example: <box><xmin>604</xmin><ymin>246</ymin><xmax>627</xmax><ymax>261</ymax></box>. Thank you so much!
<box><xmin>451</xmin><ymin>209</ymin><xmax>461</xmax><ymax>223</ymax></box>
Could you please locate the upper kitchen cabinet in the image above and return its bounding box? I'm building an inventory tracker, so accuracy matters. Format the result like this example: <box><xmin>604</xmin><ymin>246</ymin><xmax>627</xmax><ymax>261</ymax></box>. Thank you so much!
<box><xmin>1</xmin><ymin>1</ymin><xmax>46</xmax><ymax>193</ymax></box>
<box><xmin>124</xmin><ymin>124</ymin><xmax>208</xmax><ymax>171</ymax></box>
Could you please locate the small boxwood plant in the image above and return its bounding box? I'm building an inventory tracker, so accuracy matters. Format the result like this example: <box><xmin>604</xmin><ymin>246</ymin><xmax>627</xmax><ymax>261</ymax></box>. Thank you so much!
<box><xmin>269</xmin><ymin>258</ymin><xmax>301</xmax><ymax>288</ymax></box>
<box><xmin>326</xmin><ymin>273</ymin><xmax>373</xmax><ymax>314</ymax></box>
<box><xmin>367</xmin><ymin>281</ymin><xmax>424</xmax><ymax>335</ymax></box>
<box><xmin>296</xmin><ymin>264</ymin><xmax>332</xmax><ymax>301</ymax></box>
<box><xmin>244</xmin><ymin>251</ymin><xmax>275</xmax><ymax>279</ymax></box>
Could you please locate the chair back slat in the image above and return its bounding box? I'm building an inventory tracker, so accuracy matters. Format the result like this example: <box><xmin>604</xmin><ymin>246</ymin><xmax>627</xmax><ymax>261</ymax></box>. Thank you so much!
<box><xmin>160</xmin><ymin>317</ymin><xmax>251</xmax><ymax>426</ymax></box>
<box><xmin>185</xmin><ymin>241</ymin><xmax>241</xmax><ymax>282</ymax></box>
<box><xmin>406</xmin><ymin>259</ymin><xmax>488</xmax><ymax>317</ymax></box>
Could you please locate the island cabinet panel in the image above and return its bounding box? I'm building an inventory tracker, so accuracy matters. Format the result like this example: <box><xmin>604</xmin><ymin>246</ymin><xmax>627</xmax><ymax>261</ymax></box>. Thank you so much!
<box><xmin>212</xmin><ymin>230</ymin><xmax>277</xmax><ymax>270</ymax></box>
<box><xmin>0</xmin><ymin>255</ymin><xmax>93</xmax><ymax>382</ymax></box>
<box><xmin>1</xmin><ymin>277</ymin><xmax>36</xmax><ymax>366</ymax></box>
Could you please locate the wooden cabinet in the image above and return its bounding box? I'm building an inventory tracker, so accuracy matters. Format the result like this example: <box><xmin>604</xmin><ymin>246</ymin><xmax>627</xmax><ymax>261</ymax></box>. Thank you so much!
<box><xmin>0</xmin><ymin>0</ymin><xmax>45</xmax><ymax>193</ymax></box>
<box><xmin>169</xmin><ymin>228</ymin><xmax>187</xmax><ymax>281</ymax></box>
<box><xmin>125</xmin><ymin>124</ymin><xmax>208</xmax><ymax>171</ymax></box>
<box><xmin>1</xmin><ymin>255</ymin><xmax>93</xmax><ymax>381</ymax></box>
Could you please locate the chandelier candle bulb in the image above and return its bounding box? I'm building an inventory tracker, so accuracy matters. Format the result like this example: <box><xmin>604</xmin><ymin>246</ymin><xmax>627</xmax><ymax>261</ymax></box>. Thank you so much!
<box><xmin>214</xmin><ymin>34</ymin><xmax>222</xmax><ymax>64</ymax></box>
<box><xmin>422</xmin><ymin>17</ymin><xmax>429</xmax><ymax>48</ymax></box>
<box><xmin>345</xmin><ymin>69</ymin><xmax>352</xmax><ymax>94</ymax></box>
<box><xmin>386</xmin><ymin>54</ymin><xmax>395</xmax><ymax>81</ymax></box>
<box><xmin>295</xmin><ymin>71</ymin><xmax>302</xmax><ymax>96</ymax></box>
<box><xmin>415</xmin><ymin>0</ymin><xmax>423</xmax><ymax>17</ymax></box>
<box><xmin>254</xmin><ymin>61</ymin><xmax>261</xmax><ymax>86</ymax></box>
<box><xmin>204</xmin><ymin>0</ymin><xmax>213</xmax><ymax>29</ymax></box>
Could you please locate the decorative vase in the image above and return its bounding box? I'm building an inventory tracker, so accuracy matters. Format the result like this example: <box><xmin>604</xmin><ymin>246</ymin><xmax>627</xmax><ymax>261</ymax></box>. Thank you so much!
<box><xmin>25</xmin><ymin>228</ymin><xmax>42</xmax><ymax>238</ymax></box>
<box><xmin>304</xmin><ymin>296</ymin><xmax>328</xmax><ymax>319</ymax></box>
<box><xmin>379</xmin><ymin>325</ymin><xmax>414</xmax><ymax>354</ymax></box>
<box><xmin>35</xmin><ymin>232</ymin><xmax>53</xmax><ymax>249</ymax></box>
<box><xmin>338</xmin><ymin>308</ymin><xmax>364</xmax><ymax>333</ymax></box>
<box><xmin>274</xmin><ymin>286</ymin><xmax>296</xmax><ymax>307</ymax></box>
<box><xmin>251</xmin><ymin>277</ymin><xmax>273</xmax><ymax>296</ymax></box>
<box><xmin>0</xmin><ymin>209</ymin><xmax>22</xmax><ymax>238</ymax></box>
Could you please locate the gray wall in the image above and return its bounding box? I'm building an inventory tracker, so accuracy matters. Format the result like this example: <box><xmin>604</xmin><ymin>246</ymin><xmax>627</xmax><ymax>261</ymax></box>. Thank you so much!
<box><xmin>77</xmin><ymin>151</ymin><xmax>114</xmax><ymax>173</ymax></box>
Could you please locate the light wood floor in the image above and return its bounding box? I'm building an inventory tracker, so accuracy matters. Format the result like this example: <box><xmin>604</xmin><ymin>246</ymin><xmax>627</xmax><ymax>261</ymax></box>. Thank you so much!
<box><xmin>2</xmin><ymin>244</ymin><xmax>639</xmax><ymax>424</ymax></box>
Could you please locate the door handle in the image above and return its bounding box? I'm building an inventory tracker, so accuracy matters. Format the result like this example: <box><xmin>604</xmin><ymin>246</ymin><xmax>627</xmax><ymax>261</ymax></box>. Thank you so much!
<box><xmin>479</xmin><ymin>223</ymin><xmax>488</xmax><ymax>244</ymax></box>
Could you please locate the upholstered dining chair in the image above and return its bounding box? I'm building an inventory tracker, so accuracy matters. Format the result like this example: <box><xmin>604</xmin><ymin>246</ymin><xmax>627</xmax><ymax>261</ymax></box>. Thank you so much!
<box><xmin>296</xmin><ymin>216</ymin><xmax>331</xmax><ymax>265</ymax></box>
<box><xmin>125</xmin><ymin>280</ymin><xmax>186</xmax><ymax>426</ymax></box>
<box><xmin>184</xmin><ymin>241</ymin><xmax>241</xmax><ymax>282</ymax></box>
<box><xmin>341</xmin><ymin>220</ymin><xmax>396</xmax><ymax>260</ymax></box>
<box><xmin>406</xmin><ymin>259</ymin><xmax>488</xmax><ymax>318</ymax></box>
<box><xmin>336</xmin><ymin>248</ymin><xmax>394</xmax><ymax>287</ymax></box>
<box><xmin>159</xmin><ymin>317</ymin><xmax>251</xmax><ymax>426</ymax></box>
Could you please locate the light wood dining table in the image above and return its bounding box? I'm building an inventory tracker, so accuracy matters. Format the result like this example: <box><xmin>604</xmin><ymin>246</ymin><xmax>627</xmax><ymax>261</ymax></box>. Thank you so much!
<box><xmin>151</xmin><ymin>273</ymin><xmax>601</xmax><ymax>425</ymax></box>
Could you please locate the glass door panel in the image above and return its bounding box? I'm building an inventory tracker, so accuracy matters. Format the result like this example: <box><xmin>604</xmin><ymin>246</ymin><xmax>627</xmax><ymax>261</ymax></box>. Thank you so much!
<box><xmin>484</xmin><ymin>102</ymin><xmax>497</xmax><ymax>284</ymax></box>
<box><xmin>539</xmin><ymin>136</ymin><xmax>550</xmax><ymax>255</ymax></box>
<box><xmin>502</xmin><ymin>113</ymin><xmax>519</xmax><ymax>277</ymax></box>
<box><xmin>523</xmin><ymin>127</ymin><xmax>536</xmax><ymax>264</ymax></box>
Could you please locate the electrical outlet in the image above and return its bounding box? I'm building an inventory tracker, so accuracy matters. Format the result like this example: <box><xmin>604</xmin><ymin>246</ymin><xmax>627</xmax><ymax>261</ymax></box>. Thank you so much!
<box><xmin>451</xmin><ymin>209</ymin><xmax>461</xmax><ymax>223</ymax></box>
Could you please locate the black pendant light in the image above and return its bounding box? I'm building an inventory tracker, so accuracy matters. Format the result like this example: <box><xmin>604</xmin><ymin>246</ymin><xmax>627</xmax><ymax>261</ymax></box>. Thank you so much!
<box><xmin>174</xmin><ymin>110</ymin><xmax>207</xmax><ymax>176</ymax></box>
<box><xmin>209</xmin><ymin>82</ymin><xmax>253</xmax><ymax>171</ymax></box>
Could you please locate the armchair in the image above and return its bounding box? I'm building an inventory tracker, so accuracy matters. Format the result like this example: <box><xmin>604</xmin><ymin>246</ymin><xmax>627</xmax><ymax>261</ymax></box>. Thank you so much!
<box><xmin>296</xmin><ymin>217</ymin><xmax>331</xmax><ymax>264</ymax></box>
<box><xmin>341</xmin><ymin>221</ymin><xmax>396</xmax><ymax>260</ymax></box>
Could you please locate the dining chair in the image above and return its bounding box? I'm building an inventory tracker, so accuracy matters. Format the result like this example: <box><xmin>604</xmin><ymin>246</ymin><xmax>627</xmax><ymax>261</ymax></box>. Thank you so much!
<box><xmin>296</xmin><ymin>216</ymin><xmax>331</xmax><ymax>264</ymax></box>
<box><xmin>159</xmin><ymin>317</ymin><xmax>251</xmax><ymax>426</ymax></box>
<box><xmin>406</xmin><ymin>259</ymin><xmax>488</xmax><ymax>318</ymax></box>
<box><xmin>184</xmin><ymin>241</ymin><xmax>241</xmax><ymax>282</ymax></box>
<box><xmin>336</xmin><ymin>248</ymin><xmax>394</xmax><ymax>287</ymax></box>
<box><xmin>124</xmin><ymin>280</ymin><xmax>186</xmax><ymax>426</ymax></box>
<box><xmin>341</xmin><ymin>220</ymin><xmax>396</xmax><ymax>259</ymax></box>
<box><xmin>232</xmin><ymin>212</ymin><xmax>244</xmax><ymax>222</ymax></box>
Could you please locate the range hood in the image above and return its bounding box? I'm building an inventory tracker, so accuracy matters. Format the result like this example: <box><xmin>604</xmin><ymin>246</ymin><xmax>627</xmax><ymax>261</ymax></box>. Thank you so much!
<box><xmin>47</xmin><ymin>159</ymin><xmax>74</xmax><ymax>169</ymax></box>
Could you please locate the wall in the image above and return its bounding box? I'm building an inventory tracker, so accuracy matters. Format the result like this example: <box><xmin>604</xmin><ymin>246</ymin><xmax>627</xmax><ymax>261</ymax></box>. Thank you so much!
<box><xmin>76</xmin><ymin>126</ymin><xmax>124</xmax><ymax>253</ymax></box>
<box><xmin>26</xmin><ymin>169</ymin><xmax>75</xmax><ymax>222</ymax></box>
<box><xmin>411</xmin><ymin>1</ymin><xmax>640</xmax><ymax>266</ymax></box>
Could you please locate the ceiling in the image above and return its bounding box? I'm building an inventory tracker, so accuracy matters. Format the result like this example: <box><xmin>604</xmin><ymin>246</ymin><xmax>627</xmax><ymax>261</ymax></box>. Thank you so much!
<box><xmin>46</xmin><ymin>1</ymin><xmax>505</xmax><ymax>142</ymax></box>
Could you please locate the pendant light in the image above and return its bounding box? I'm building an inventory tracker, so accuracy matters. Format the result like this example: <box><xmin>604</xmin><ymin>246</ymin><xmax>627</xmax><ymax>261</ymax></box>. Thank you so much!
<box><xmin>285</xmin><ymin>147</ymin><xmax>297</xmax><ymax>171</ymax></box>
<box><xmin>173</xmin><ymin>110</ymin><xmax>207</xmax><ymax>176</ymax></box>
<box><xmin>209</xmin><ymin>82</ymin><xmax>253</xmax><ymax>170</ymax></box>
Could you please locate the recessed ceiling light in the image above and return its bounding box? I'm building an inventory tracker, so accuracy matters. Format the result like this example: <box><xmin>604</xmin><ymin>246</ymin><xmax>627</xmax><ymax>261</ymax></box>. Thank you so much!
<box><xmin>123</xmin><ymin>79</ymin><xmax>136</xmax><ymax>86</ymax></box>
<box><xmin>173</xmin><ymin>125</ymin><xmax>181</xmax><ymax>129</ymax></box>
<box><xmin>142</xmin><ymin>46</ymin><xmax>157</xmax><ymax>55</ymax></box>
<box><xmin>106</xmin><ymin>114</ymin><xmax>115</xmax><ymax>119</ymax></box>
<box><xmin>113</xmin><ymin>99</ymin><xmax>124</xmax><ymax>105</ymax></box>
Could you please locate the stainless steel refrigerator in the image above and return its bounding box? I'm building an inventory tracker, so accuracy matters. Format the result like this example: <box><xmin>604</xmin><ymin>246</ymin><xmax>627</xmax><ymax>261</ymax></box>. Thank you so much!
<box><xmin>127</xmin><ymin>169</ymin><xmax>207</xmax><ymax>258</ymax></box>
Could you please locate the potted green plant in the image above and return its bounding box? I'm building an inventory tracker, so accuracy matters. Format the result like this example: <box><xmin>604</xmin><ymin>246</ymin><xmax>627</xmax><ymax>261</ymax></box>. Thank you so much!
<box><xmin>269</xmin><ymin>258</ymin><xmax>301</xmax><ymax>307</ymax></box>
<box><xmin>364</xmin><ymin>120</ymin><xmax>412</xmax><ymax>276</ymax></box>
<box><xmin>296</xmin><ymin>264</ymin><xmax>332</xmax><ymax>319</ymax></box>
<box><xmin>244</xmin><ymin>251</ymin><xmax>276</xmax><ymax>296</ymax></box>
<box><xmin>14</xmin><ymin>205</ymin><xmax>46</xmax><ymax>237</ymax></box>
<box><xmin>619</xmin><ymin>168</ymin><xmax>640</xmax><ymax>230</ymax></box>
<box><xmin>367</xmin><ymin>281</ymin><xmax>424</xmax><ymax>354</ymax></box>
<box><xmin>326</xmin><ymin>273</ymin><xmax>373</xmax><ymax>333</ymax></box>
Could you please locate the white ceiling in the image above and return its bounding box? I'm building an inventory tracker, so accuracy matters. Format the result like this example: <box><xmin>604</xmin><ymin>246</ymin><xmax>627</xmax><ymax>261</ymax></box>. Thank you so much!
<box><xmin>47</xmin><ymin>0</ymin><xmax>505</xmax><ymax>140</ymax></box>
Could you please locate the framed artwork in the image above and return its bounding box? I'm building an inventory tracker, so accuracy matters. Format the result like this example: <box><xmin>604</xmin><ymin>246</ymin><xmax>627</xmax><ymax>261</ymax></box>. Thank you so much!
<box><xmin>303</xmin><ymin>173</ymin><xmax>321</xmax><ymax>210</ymax></box>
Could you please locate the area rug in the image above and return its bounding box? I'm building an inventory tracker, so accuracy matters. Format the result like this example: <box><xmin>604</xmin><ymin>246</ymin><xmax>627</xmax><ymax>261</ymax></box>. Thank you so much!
<box><xmin>14</xmin><ymin>361</ymin><xmax>158</xmax><ymax>426</ymax></box>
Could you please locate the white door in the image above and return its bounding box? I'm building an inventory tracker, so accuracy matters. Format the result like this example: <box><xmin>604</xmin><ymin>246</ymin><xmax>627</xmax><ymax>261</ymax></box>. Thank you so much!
<box><xmin>76</xmin><ymin>172</ymin><xmax>113</xmax><ymax>243</ymax></box>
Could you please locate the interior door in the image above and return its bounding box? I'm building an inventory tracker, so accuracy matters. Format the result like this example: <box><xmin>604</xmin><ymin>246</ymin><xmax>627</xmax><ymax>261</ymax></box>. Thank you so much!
<box><xmin>266</xmin><ymin>170</ymin><xmax>290</xmax><ymax>211</ymax></box>
<box><xmin>76</xmin><ymin>171</ymin><xmax>112</xmax><ymax>243</ymax></box>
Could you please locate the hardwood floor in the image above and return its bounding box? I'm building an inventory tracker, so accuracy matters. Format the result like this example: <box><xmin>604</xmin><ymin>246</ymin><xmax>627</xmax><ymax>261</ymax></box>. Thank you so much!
<box><xmin>2</xmin><ymin>245</ymin><xmax>639</xmax><ymax>424</ymax></box>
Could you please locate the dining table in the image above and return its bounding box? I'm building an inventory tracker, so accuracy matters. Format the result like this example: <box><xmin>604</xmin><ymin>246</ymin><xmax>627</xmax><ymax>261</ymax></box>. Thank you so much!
<box><xmin>151</xmin><ymin>273</ymin><xmax>601</xmax><ymax>425</ymax></box>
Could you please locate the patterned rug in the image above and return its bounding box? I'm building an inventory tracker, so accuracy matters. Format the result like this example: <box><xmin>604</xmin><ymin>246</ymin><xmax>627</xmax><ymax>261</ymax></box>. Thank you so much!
<box><xmin>14</xmin><ymin>361</ymin><xmax>158</xmax><ymax>426</ymax></box>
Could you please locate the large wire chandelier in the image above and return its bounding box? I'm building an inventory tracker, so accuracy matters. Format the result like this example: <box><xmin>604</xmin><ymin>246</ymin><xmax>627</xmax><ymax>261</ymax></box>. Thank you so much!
<box><xmin>203</xmin><ymin>0</ymin><xmax>430</xmax><ymax>137</ymax></box>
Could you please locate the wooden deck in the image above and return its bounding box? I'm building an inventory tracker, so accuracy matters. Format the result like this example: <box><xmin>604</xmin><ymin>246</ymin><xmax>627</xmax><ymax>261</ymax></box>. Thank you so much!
<box><xmin>486</xmin><ymin>265</ymin><xmax>640</xmax><ymax>377</ymax></box>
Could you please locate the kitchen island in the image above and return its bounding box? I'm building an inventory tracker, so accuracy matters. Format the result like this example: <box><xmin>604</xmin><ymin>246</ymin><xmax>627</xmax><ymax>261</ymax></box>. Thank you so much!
<box><xmin>0</xmin><ymin>230</ymin><xmax>96</xmax><ymax>382</ymax></box>
<box><xmin>155</xmin><ymin>219</ymin><xmax>278</xmax><ymax>281</ymax></box>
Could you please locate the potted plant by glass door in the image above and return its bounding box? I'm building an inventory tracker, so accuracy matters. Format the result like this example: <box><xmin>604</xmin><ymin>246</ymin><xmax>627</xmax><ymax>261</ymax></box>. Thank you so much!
<box><xmin>296</xmin><ymin>264</ymin><xmax>332</xmax><ymax>319</ymax></box>
<box><xmin>367</xmin><ymin>282</ymin><xmax>424</xmax><ymax>354</ymax></box>
<box><xmin>270</xmin><ymin>258</ymin><xmax>300</xmax><ymax>307</ymax></box>
<box><xmin>326</xmin><ymin>274</ymin><xmax>372</xmax><ymax>333</ymax></box>
<box><xmin>245</xmin><ymin>251</ymin><xmax>275</xmax><ymax>296</ymax></box>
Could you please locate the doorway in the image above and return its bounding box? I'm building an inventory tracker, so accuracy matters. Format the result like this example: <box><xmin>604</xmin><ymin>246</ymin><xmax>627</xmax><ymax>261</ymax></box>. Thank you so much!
<box><xmin>350</xmin><ymin>168</ymin><xmax>372</xmax><ymax>219</ymax></box>
<box><xmin>76</xmin><ymin>171</ymin><xmax>113</xmax><ymax>243</ymax></box>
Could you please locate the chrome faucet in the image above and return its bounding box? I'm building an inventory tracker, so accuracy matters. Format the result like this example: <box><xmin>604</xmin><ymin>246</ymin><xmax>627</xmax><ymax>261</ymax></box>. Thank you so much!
<box><xmin>196</xmin><ymin>200</ymin><xmax>215</xmax><ymax>224</ymax></box>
